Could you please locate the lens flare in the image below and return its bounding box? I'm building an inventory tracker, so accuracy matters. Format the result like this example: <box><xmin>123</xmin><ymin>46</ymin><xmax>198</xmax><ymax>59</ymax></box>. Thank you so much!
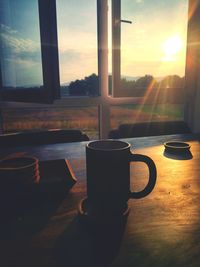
<box><xmin>162</xmin><ymin>36</ymin><xmax>182</xmax><ymax>61</ymax></box>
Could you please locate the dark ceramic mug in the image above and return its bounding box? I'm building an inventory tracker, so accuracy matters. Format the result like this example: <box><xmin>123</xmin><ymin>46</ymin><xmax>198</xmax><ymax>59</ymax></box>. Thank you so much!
<box><xmin>86</xmin><ymin>140</ymin><xmax>157</xmax><ymax>215</ymax></box>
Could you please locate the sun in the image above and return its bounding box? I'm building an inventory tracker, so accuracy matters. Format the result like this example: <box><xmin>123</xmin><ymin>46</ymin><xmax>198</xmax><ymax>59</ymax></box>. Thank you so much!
<box><xmin>162</xmin><ymin>35</ymin><xmax>182</xmax><ymax>61</ymax></box>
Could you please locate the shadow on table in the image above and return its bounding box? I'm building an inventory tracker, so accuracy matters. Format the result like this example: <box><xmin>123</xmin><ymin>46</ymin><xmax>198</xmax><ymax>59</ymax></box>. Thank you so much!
<box><xmin>55</xmin><ymin>215</ymin><xmax>127</xmax><ymax>267</ymax></box>
<box><xmin>0</xmin><ymin>190</ymin><xmax>67</xmax><ymax>238</ymax></box>
<box><xmin>163</xmin><ymin>149</ymin><xmax>193</xmax><ymax>160</ymax></box>
<box><xmin>0</xmin><ymin>159</ymin><xmax>76</xmax><ymax>237</ymax></box>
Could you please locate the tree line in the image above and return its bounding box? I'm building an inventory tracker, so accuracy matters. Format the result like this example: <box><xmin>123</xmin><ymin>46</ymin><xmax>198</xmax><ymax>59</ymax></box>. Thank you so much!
<box><xmin>64</xmin><ymin>73</ymin><xmax>185</xmax><ymax>102</ymax></box>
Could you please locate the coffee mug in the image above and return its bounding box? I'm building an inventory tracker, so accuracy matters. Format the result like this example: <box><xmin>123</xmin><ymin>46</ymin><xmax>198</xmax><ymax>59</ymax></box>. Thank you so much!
<box><xmin>86</xmin><ymin>140</ymin><xmax>156</xmax><ymax>215</ymax></box>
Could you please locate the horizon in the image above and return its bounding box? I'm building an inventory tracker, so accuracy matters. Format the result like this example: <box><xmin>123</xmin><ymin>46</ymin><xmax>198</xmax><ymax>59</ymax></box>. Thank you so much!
<box><xmin>2</xmin><ymin>73</ymin><xmax>185</xmax><ymax>88</ymax></box>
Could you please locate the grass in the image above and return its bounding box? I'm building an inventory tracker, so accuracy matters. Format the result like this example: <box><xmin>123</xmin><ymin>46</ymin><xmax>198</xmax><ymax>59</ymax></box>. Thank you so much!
<box><xmin>2</xmin><ymin>104</ymin><xmax>183</xmax><ymax>139</ymax></box>
<box><xmin>110</xmin><ymin>104</ymin><xmax>183</xmax><ymax>129</ymax></box>
<box><xmin>119</xmin><ymin>104</ymin><xmax>183</xmax><ymax>118</ymax></box>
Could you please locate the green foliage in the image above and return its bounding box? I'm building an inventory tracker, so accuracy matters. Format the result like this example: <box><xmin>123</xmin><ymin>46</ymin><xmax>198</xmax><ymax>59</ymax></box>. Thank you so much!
<box><xmin>68</xmin><ymin>73</ymin><xmax>99</xmax><ymax>96</ymax></box>
<box><xmin>68</xmin><ymin>73</ymin><xmax>185</xmax><ymax>102</ymax></box>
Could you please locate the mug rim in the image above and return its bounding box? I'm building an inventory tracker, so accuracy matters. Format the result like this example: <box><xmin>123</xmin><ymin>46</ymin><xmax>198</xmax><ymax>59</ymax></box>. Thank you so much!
<box><xmin>87</xmin><ymin>139</ymin><xmax>131</xmax><ymax>151</ymax></box>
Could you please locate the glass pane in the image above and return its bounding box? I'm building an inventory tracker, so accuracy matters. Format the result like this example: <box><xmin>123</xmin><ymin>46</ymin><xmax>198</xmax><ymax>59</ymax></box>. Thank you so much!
<box><xmin>2</xmin><ymin>106</ymin><xmax>99</xmax><ymax>140</ymax></box>
<box><xmin>56</xmin><ymin>0</ymin><xmax>99</xmax><ymax>97</ymax></box>
<box><xmin>120</xmin><ymin>0</ymin><xmax>188</xmax><ymax>95</ymax></box>
<box><xmin>0</xmin><ymin>0</ymin><xmax>43</xmax><ymax>88</ymax></box>
<box><xmin>111</xmin><ymin>103</ymin><xmax>184</xmax><ymax>130</ymax></box>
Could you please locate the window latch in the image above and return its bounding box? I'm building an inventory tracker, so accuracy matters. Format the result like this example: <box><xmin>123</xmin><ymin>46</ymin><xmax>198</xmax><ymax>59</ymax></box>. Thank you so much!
<box><xmin>120</xmin><ymin>19</ymin><xmax>132</xmax><ymax>24</ymax></box>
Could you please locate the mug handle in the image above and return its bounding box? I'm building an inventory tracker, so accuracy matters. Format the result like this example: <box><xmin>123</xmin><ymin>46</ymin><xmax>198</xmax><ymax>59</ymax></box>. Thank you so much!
<box><xmin>129</xmin><ymin>153</ymin><xmax>157</xmax><ymax>199</ymax></box>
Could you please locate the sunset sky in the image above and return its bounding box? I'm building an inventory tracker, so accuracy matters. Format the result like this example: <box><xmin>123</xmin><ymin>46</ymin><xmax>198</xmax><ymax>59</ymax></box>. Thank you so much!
<box><xmin>120</xmin><ymin>0</ymin><xmax>188</xmax><ymax>79</ymax></box>
<box><xmin>0</xmin><ymin>0</ymin><xmax>188</xmax><ymax>87</ymax></box>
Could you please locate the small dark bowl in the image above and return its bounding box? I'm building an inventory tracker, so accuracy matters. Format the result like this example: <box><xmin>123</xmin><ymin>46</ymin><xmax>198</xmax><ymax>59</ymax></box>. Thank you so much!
<box><xmin>0</xmin><ymin>156</ymin><xmax>40</xmax><ymax>185</ymax></box>
<box><xmin>164</xmin><ymin>141</ymin><xmax>190</xmax><ymax>153</ymax></box>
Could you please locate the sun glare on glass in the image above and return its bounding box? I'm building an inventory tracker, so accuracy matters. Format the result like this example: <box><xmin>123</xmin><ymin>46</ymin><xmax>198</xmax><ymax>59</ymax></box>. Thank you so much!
<box><xmin>162</xmin><ymin>35</ymin><xmax>183</xmax><ymax>61</ymax></box>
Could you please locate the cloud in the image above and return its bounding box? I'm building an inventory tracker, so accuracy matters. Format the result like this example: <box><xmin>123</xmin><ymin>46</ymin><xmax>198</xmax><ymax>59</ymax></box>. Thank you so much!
<box><xmin>58</xmin><ymin>49</ymin><xmax>97</xmax><ymax>83</ymax></box>
<box><xmin>1</xmin><ymin>23</ymin><xmax>41</xmax><ymax>65</ymax></box>
<box><xmin>0</xmin><ymin>23</ymin><xmax>18</xmax><ymax>34</ymax></box>
<box><xmin>0</xmin><ymin>24</ymin><xmax>43</xmax><ymax>86</ymax></box>
<box><xmin>59</xmin><ymin>49</ymin><xmax>81</xmax><ymax>63</ymax></box>
<box><xmin>58</xmin><ymin>30</ymin><xmax>96</xmax><ymax>53</ymax></box>
<box><xmin>1</xmin><ymin>33</ymin><xmax>41</xmax><ymax>65</ymax></box>
<box><xmin>1</xmin><ymin>33</ymin><xmax>40</xmax><ymax>54</ymax></box>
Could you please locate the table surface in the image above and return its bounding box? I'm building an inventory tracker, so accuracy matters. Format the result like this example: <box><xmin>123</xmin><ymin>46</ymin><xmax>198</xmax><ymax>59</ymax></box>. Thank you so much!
<box><xmin>0</xmin><ymin>133</ymin><xmax>200</xmax><ymax>267</ymax></box>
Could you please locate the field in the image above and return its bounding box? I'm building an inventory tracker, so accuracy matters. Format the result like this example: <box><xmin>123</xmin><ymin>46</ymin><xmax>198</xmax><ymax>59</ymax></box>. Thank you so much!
<box><xmin>111</xmin><ymin>103</ymin><xmax>183</xmax><ymax>128</ymax></box>
<box><xmin>2</xmin><ymin>103</ymin><xmax>183</xmax><ymax>140</ymax></box>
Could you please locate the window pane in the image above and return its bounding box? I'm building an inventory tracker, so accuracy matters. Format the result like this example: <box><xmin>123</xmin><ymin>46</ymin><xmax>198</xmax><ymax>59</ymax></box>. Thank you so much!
<box><xmin>111</xmin><ymin>103</ymin><xmax>184</xmax><ymax>131</ymax></box>
<box><xmin>2</xmin><ymin>106</ymin><xmax>99</xmax><ymax>140</ymax></box>
<box><xmin>56</xmin><ymin>0</ymin><xmax>99</xmax><ymax>97</ymax></box>
<box><xmin>121</xmin><ymin>0</ymin><xmax>188</xmax><ymax>94</ymax></box>
<box><xmin>0</xmin><ymin>0</ymin><xmax>43</xmax><ymax>89</ymax></box>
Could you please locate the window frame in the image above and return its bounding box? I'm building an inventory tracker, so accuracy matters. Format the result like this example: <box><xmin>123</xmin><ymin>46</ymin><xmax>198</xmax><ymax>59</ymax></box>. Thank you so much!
<box><xmin>0</xmin><ymin>0</ymin><xmax>142</xmax><ymax>138</ymax></box>
<box><xmin>1</xmin><ymin>0</ymin><xmax>199</xmax><ymax>137</ymax></box>
<box><xmin>112</xmin><ymin>0</ymin><xmax>121</xmax><ymax>97</ymax></box>
<box><xmin>184</xmin><ymin>0</ymin><xmax>200</xmax><ymax>133</ymax></box>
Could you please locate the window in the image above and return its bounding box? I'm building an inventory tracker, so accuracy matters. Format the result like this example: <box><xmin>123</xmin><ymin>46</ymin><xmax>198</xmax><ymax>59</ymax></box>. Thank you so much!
<box><xmin>0</xmin><ymin>0</ymin><xmax>200</xmax><ymax>138</ymax></box>
<box><xmin>111</xmin><ymin>0</ymin><xmax>188</xmax><ymax>96</ymax></box>
<box><xmin>0</xmin><ymin>0</ymin><xmax>59</xmax><ymax>103</ymax></box>
<box><xmin>57</xmin><ymin>0</ymin><xmax>99</xmax><ymax>97</ymax></box>
<box><xmin>0</xmin><ymin>1</ymin><xmax>42</xmax><ymax>89</ymax></box>
<box><xmin>108</xmin><ymin>0</ymin><xmax>189</xmax><ymax>136</ymax></box>
<box><xmin>108</xmin><ymin>0</ymin><xmax>191</xmax><ymax>134</ymax></box>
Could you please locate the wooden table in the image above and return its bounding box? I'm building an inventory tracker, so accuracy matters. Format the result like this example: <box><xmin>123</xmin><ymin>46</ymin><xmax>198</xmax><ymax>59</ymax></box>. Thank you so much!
<box><xmin>0</xmin><ymin>134</ymin><xmax>200</xmax><ymax>267</ymax></box>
